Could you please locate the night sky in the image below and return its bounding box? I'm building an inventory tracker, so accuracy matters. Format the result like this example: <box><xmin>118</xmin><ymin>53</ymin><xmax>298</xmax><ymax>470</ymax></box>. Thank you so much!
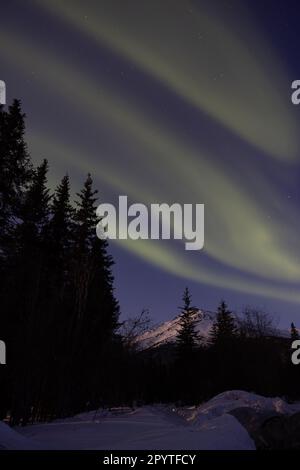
<box><xmin>2</xmin><ymin>0</ymin><xmax>300</xmax><ymax>326</ymax></box>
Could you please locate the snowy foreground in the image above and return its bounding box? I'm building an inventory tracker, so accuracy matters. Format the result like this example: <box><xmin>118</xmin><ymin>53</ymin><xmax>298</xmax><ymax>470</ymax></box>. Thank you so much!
<box><xmin>1</xmin><ymin>391</ymin><xmax>300</xmax><ymax>450</ymax></box>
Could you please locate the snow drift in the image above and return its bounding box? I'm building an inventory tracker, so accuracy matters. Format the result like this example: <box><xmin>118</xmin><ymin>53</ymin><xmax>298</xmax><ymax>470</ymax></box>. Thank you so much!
<box><xmin>174</xmin><ymin>390</ymin><xmax>300</xmax><ymax>426</ymax></box>
<box><xmin>2</xmin><ymin>390</ymin><xmax>299</xmax><ymax>450</ymax></box>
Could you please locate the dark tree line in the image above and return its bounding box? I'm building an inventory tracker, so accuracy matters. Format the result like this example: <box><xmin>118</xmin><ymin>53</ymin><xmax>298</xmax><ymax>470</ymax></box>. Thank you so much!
<box><xmin>132</xmin><ymin>289</ymin><xmax>300</xmax><ymax>406</ymax></box>
<box><xmin>0</xmin><ymin>100</ymin><xmax>120</xmax><ymax>424</ymax></box>
<box><xmin>119</xmin><ymin>288</ymin><xmax>300</xmax><ymax>407</ymax></box>
<box><xmin>0</xmin><ymin>99</ymin><xmax>299</xmax><ymax>426</ymax></box>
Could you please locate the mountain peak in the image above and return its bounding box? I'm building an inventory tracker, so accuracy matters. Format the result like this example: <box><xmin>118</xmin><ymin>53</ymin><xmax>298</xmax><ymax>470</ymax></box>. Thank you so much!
<box><xmin>137</xmin><ymin>309</ymin><xmax>216</xmax><ymax>350</ymax></box>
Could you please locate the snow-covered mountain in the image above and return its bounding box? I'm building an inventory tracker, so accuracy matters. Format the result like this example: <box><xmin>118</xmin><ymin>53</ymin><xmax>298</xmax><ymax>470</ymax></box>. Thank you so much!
<box><xmin>137</xmin><ymin>309</ymin><xmax>216</xmax><ymax>350</ymax></box>
<box><xmin>137</xmin><ymin>309</ymin><xmax>290</xmax><ymax>350</ymax></box>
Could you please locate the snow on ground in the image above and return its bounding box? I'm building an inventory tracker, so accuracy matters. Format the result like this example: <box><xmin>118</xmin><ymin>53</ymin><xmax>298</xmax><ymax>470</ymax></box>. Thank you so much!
<box><xmin>14</xmin><ymin>405</ymin><xmax>254</xmax><ymax>450</ymax></box>
<box><xmin>175</xmin><ymin>390</ymin><xmax>300</xmax><ymax>426</ymax></box>
<box><xmin>0</xmin><ymin>422</ymin><xmax>42</xmax><ymax>450</ymax></box>
<box><xmin>2</xmin><ymin>390</ymin><xmax>300</xmax><ymax>450</ymax></box>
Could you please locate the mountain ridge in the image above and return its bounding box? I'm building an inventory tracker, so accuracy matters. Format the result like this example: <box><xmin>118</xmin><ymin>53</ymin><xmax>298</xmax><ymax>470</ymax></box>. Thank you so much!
<box><xmin>137</xmin><ymin>309</ymin><xmax>290</xmax><ymax>350</ymax></box>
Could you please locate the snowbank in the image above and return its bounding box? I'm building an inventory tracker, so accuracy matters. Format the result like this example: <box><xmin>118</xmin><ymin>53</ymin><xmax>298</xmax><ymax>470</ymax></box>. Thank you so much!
<box><xmin>17</xmin><ymin>405</ymin><xmax>254</xmax><ymax>450</ymax></box>
<box><xmin>175</xmin><ymin>390</ymin><xmax>300</xmax><ymax>427</ymax></box>
<box><xmin>4</xmin><ymin>390</ymin><xmax>298</xmax><ymax>450</ymax></box>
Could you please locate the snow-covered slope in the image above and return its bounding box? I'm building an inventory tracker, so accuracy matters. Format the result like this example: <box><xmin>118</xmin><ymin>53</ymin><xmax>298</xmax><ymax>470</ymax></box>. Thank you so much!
<box><xmin>137</xmin><ymin>309</ymin><xmax>215</xmax><ymax>350</ymax></box>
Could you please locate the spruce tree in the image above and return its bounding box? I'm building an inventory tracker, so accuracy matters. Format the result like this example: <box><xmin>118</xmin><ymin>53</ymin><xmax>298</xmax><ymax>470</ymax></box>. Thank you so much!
<box><xmin>48</xmin><ymin>175</ymin><xmax>73</xmax><ymax>250</ymax></box>
<box><xmin>291</xmin><ymin>322</ymin><xmax>299</xmax><ymax>341</ymax></box>
<box><xmin>0</xmin><ymin>99</ymin><xmax>32</xmax><ymax>320</ymax></box>
<box><xmin>17</xmin><ymin>159</ymin><xmax>50</xmax><ymax>240</ymax></box>
<box><xmin>210</xmin><ymin>300</ymin><xmax>237</xmax><ymax>346</ymax></box>
<box><xmin>39</xmin><ymin>175</ymin><xmax>74</xmax><ymax>419</ymax></box>
<box><xmin>0</xmin><ymin>100</ymin><xmax>33</xmax><ymax>422</ymax></box>
<box><xmin>176</xmin><ymin>288</ymin><xmax>200</xmax><ymax>355</ymax></box>
<box><xmin>71</xmin><ymin>173</ymin><xmax>119</xmax><ymax>333</ymax></box>
<box><xmin>9</xmin><ymin>159</ymin><xmax>51</xmax><ymax>424</ymax></box>
<box><xmin>72</xmin><ymin>173</ymin><xmax>99</xmax><ymax>322</ymax></box>
<box><xmin>0</xmin><ymin>100</ymin><xmax>31</xmax><ymax>247</ymax></box>
<box><xmin>46</xmin><ymin>174</ymin><xmax>74</xmax><ymax>309</ymax></box>
<box><xmin>63</xmin><ymin>174</ymin><xmax>120</xmax><ymax>413</ymax></box>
